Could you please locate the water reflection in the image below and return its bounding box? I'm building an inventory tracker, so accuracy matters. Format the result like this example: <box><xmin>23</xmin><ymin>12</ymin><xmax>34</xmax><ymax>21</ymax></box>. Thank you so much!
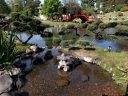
<box><xmin>16</xmin><ymin>28</ymin><xmax>128</xmax><ymax>51</ymax></box>
<box><xmin>17</xmin><ymin>33</ymin><xmax>45</xmax><ymax>47</ymax></box>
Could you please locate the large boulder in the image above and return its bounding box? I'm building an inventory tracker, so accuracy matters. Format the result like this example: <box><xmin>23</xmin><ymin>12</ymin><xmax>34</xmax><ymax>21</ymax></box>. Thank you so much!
<box><xmin>0</xmin><ymin>68</ymin><xmax>21</xmax><ymax>76</ymax></box>
<box><xmin>0</xmin><ymin>93</ymin><xmax>11</xmax><ymax>96</ymax></box>
<box><xmin>0</xmin><ymin>74</ymin><xmax>13</xmax><ymax>94</ymax></box>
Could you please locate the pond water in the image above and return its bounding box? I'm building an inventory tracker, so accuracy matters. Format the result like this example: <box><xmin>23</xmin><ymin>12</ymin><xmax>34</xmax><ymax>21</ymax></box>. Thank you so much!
<box><xmin>17</xmin><ymin>33</ymin><xmax>45</xmax><ymax>47</ymax></box>
<box><xmin>15</xmin><ymin>29</ymin><xmax>125</xmax><ymax>95</ymax></box>
<box><xmin>16</xmin><ymin>50</ymin><xmax>122</xmax><ymax>96</ymax></box>
<box><xmin>17</xmin><ymin>28</ymin><xmax>128</xmax><ymax>51</ymax></box>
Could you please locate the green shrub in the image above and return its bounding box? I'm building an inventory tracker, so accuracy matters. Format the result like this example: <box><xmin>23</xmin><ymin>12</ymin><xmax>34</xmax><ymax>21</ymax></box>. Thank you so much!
<box><xmin>82</xmin><ymin>7</ymin><xmax>94</xmax><ymax>15</ymax></box>
<box><xmin>95</xmin><ymin>31</ymin><xmax>107</xmax><ymax>40</ymax></box>
<box><xmin>11</xmin><ymin>12</ymin><xmax>21</xmax><ymax>20</ymax></box>
<box><xmin>60</xmin><ymin>28</ymin><xmax>71</xmax><ymax>34</ymax></box>
<box><xmin>66</xmin><ymin>24</ymin><xmax>75</xmax><ymax>29</ymax></box>
<box><xmin>93</xmin><ymin>20</ymin><xmax>103</xmax><ymax>25</ymax></box>
<box><xmin>87</xmin><ymin>23</ymin><xmax>98</xmax><ymax>31</ymax></box>
<box><xmin>52</xmin><ymin>37</ymin><xmax>61</xmax><ymax>46</ymax></box>
<box><xmin>115</xmin><ymin>25</ymin><xmax>128</xmax><ymax>36</ymax></box>
<box><xmin>44</xmin><ymin>38</ymin><xmax>53</xmax><ymax>48</ymax></box>
<box><xmin>60</xmin><ymin>40</ymin><xmax>74</xmax><ymax>47</ymax></box>
<box><xmin>76</xmin><ymin>40</ymin><xmax>90</xmax><ymax>47</ymax></box>
<box><xmin>106</xmin><ymin>22</ymin><xmax>117</xmax><ymax>28</ymax></box>
<box><xmin>0</xmin><ymin>31</ymin><xmax>16</xmax><ymax>69</ymax></box>
<box><xmin>0</xmin><ymin>14</ymin><xmax>5</xmax><ymax>19</ymax></box>
<box><xmin>115</xmin><ymin>4</ymin><xmax>123</xmax><ymax>11</ymax></box>
<box><xmin>99</xmin><ymin>23</ymin><xmax>107</xmax><ymax>29</ymax></box>
<box><xmin>119</xmin><ymin>21</ymin><xmax>128</xmax><ymax>25</ymax></box>
<box><xmin>20</xmin><ymin>15</ymin><xmax>32</xmax><ymax>23</ymax></box>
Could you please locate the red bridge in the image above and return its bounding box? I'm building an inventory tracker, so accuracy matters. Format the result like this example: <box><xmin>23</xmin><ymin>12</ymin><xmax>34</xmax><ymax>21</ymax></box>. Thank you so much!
<box><xmin>62</xmin><ymin>13</ymin><xmax>89</xmax><ymax>23</ymax></box>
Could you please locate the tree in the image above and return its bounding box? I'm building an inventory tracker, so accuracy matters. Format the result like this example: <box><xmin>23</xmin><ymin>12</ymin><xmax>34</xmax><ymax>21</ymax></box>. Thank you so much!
<box><xmin>0</xmin><ymin>0</ymin><xmax>11</xmax><ymax>14</ymax></box>
<box><xmin>41</xmin><ymin>0</ymin><xmax>63</xmax><ymax>17</ymax></box>
<box><xmin>81</xmin><ymin>0</ymin><xmax>95</xmax><ymax>8</ymax></box>
<box><xmin>22</xmin><ymin>0</ymin><xmax>41</xmax><ymax>16</ymax></box>
<box><xmin>12</xmin><ymin>0</ymin><xmax>24</xmax><ymax>12</ymax></box>
<box><xmin>63</xmin><ymin>2</ymin><xmax>81</xmax><ymax>15</ymax></box>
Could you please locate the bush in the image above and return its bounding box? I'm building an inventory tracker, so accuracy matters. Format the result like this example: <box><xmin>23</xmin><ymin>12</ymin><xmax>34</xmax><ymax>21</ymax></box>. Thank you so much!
<box><xmin>66</xmin><ymin>24</ymin><xmax>75</xmax><ymax>29</ymax></box>
<box><xmin>82</xmin><ymin>7</ymin><xmax>94</xmax><ymax>16</ymax></box>
<box><xmin>119</xmin><ymin>21</ymin><xmax>128</xmax><ymax>25</ymax></box>
<box><xmin>52</xmin><ymin>37</ymin><xmax>61</xmax><ymax>46</ymax></box>
<box><xmin>60</xmin><ymin>28</ymin><xmax>71</xmax><ymax>34</ymax></box>
<box><xmin>95</xmin><ymin>31</ymin><xmax>107</xmax><ymax>40</ymax></box>
<box><xmin>0</xmin><ymin>14</ymin><xmax>5</xmax><ymax>19</ymax></box>
<box><xmin>99</xmin><ymin>23</ymin><xmax>107</xmax><ymax>29</ymax></box>
<box><xmin>76</xmin><ymin>40</ymin><xmax>90</xmax><ymax>47</ymax></box>
<box><xmin>60</xmin><ymin>40</ymin><xmax>74</xmax><ymax>47</ymax></box>
<box><xmin>115</xmin><ymin>4</ymin><xmax>123</xmax><ymax>11</ymax></box>
<box><xmin>87</xmin><ymin>23</ymin><xmax>98</xmax><ymax>31</ymax></box>
<box><xmin>115</xmin><ymin>25</ymin><xmax>128</xmax><ymax>36</ymax></box>
<box><xmin>44</xmin><ymin>38</ymin><xmax>53</xmax><ymax>48</ymax></box>
<box><xmin>106</xmin><ymin>22</ymin><xmax>117</xmax><ymax>28</ymax></box>
<box><xmin>11</xmin><ymin>12</ymin><xmax>21</xmax><ymax>20</ymax></box>
<box><xmin>20</xmin><ymin>15</ymin><xmax>32</xmax><ymax>23</ymax></box>
<box><xmin>82</xmin><ymin>23</ymin><xmax>88</xmax><ymax>28</ymax></box>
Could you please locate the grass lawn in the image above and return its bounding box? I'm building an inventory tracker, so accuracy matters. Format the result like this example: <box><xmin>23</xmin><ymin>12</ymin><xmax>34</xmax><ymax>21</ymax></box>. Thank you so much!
<box><xmin>96</xmin><ymin>48</ymin><xmax>128</xmax><ymax>92</ymax></box>
<box><xmin>97</xmin><ymin>11</ymin><xmax>128</xmax><ymax>23</ymax></box>
<box><xmin>42</xmin><ymin>20</ymin><xmax>77</xmax><ymax>26</ymax></box>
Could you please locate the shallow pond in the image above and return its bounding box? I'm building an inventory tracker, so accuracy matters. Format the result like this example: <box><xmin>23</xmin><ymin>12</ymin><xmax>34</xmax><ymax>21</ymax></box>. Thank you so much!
<box><xmin>16</xmin><ymin>53</ymin><xmax>122</xmax><ymax>96</ymax></box>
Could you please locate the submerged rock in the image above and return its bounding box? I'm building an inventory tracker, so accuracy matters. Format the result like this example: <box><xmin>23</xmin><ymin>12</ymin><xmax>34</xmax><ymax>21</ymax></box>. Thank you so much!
<box><xmin>56</xmin><ymin>79</ymin><xmax>70</xmax><ymax>87</ymax></box>
<box><xmin>44</xmin><ymin>50</ymin><xmax>53</xmax><ymax>61</ymax></box>
<box><xmin>0</xmin><ymin>74</ymin><xmax>12</xmax><ymax>94</ymax></box>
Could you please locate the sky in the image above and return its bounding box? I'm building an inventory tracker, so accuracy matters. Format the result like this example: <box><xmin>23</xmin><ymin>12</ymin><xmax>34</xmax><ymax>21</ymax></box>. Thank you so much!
<box><xmin>40</xmin><ymin>0</ymin><xmax>81</xmax><ymax>4</ymax></box>
<box><xmin>40</xmin><ymin>0</ymin><xmax>44</xmax><ymax>4</ymax></box>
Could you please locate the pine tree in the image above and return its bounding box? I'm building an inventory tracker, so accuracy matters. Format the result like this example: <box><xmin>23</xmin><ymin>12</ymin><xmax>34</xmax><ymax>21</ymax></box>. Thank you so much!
<box><xmin>0</xmin><ymin>0</ymin><xmax>11</xmax><ymax>14</ymax></box>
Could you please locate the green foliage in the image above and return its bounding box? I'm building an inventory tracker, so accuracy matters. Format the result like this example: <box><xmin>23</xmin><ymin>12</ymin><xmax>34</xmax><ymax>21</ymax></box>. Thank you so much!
<box><xmin>0</xmin><ymin>0</ymin><xmax>11</xmax><ymax>14</ymax></box>
<box><xmin>66</xmin><ymin>24</ymin><xmax>75</xmax><ymax>29</ymax></box>
<box><xmin>119</xmin><ymin>20</ymin><xmax>128</xmax><ymax>25</ymax></box>
<box><xmin>0</xmin><ymin>14</ymin><xmax>5</xmax><ymax>19</ymax></box>
<box><xmin>60</xmin><ymin>40</ymin><xmax>74</xmax><ymax>47</ymax></box>
<box><xmin>82</xmin><ymin>7</ymin><xmax>94</xmax><ymax>15</ymax></box>
<box><xmin>41</xmin><ymin>0</ymin><xmax>63</xmax><ymax>17</ymax></box>
<box><xmin>99</xmin><ymin>23</ymin><xmax>107</xmax><ymax>29</ymax></box>
<box><xmin>63</xmin><ymin>2</ymin><xmax>81</xmax><ymax>15</ymax></box>
<box><xmin>0</xmin><ymin>31</ymin><xmax>16</xmax><ymax>69</ymax></box>
<box><xmin>87</xmin><ymin>23</ymin><xmax>98</xmax><ymax>31</ymax></box>
<box><xmin>52</xmin><ymin>37</ymin><xmax>61</xmax><ymax>46</ymax></box>
<box><xmin>115</xmin><ymin>25</ymin><xmax>128</xmax><ymax>36</ymax></box>
<box><xmin>44</xmin><ymin>38</ymin><xmax>53</xmax><ymax>48</ymax></box>
<box><xmin>76</xmin><ymin>40</ymin><xmax>90</xmax><ymax>46</ymax></box>
<box><xmin>95</xmin><ymin>31</ymin><xmax>107</xmax><ymax>40</ymax></box>
<box><xmin>106</xmin><ymin>22</ymin><xmax>117</xmax><ymax>28</ymax></box>
<box><xmin>60</xmin><ymin>28</ymin><xmax>71</xmax><ymax>34</ymax></box>
<box><xmin>115</xmin><ymin>4</ymin><xmax>123</xmax><ymax>11</ymax></box>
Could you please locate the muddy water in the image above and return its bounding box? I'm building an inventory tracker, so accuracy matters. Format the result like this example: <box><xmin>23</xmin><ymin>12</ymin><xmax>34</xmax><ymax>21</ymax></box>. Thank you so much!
<box><xmin>17</xmin><ymin>58</ymin><xmax>122</xmax><ymax>96</ymax></box>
